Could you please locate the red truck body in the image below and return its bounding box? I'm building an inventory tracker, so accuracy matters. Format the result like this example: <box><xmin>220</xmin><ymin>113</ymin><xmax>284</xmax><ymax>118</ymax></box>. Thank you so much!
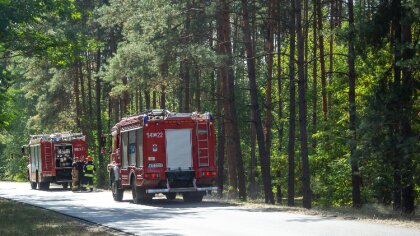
<box><xmin>24</xmin><ymin>133</ymin><xmax>87</xmax><ymax>190</ymax></box>
<box><xmin>108</xmin><ymin>109</ymin><xmax>217</xmax><ymax>203</ymax></box>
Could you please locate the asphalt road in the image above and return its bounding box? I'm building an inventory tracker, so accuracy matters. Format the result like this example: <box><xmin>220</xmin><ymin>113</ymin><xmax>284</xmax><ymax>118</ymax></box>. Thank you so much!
<box><xmin>0</xmin><ymin>181</ymin><xmax>418</xmax><ymax>236</ymax></box>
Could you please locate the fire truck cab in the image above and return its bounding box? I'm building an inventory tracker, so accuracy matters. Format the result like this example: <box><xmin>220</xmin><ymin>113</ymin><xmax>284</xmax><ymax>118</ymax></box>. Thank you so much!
<box><xmin>23</xmin><ymin>132</ymin><xmax>87</xmax><ymax>190</ymax></box>
<box><xmin>108</xmin><ymin>109</ymin><xmax>217</xmax><ymax>203</ymax></box>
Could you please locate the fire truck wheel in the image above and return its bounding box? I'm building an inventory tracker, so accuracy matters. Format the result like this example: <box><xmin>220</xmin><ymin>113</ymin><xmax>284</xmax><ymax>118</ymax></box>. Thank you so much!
<box><xmin>131</xmin><ymin>184</ymin><xmax>141</xmax><ymax>204</ymax></box>
<box><xmin>165</xmin><ymin>193</ymin><xmax>176</xmax><ymax>200</ymax></box>
<box><xmin>30</xmin><ymin>182</ymin><xmax>37</xmax><ymax>190</ymax></box>
<box><xmin>182</xmin><ymin>192</ymin><xmax>204</xmax><ymax>203</ymax></box>
<box><xmin>132</xmin><ymin>184</ymin><xmax>152</xmax><ymax>204</ymax></box>
<box><xmin>62</xmin><ymin>183</ymin><xmax>69</xmax><ymax>189</ymax></box>
<box><xmin>112</xmin><ymin>180</ymin><xmax>124</xmax><ymax>201</ymax></box>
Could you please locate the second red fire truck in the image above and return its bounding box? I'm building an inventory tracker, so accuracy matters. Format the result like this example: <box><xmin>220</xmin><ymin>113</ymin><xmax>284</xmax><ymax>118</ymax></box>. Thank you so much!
<box><xmin>108</xmin><ymin>109</ymin><xmax>217</xmax><ymax>203</ymax></box>
<box><xmin>24</xmin><ymin>132</ymin><xmax>87</xmax><ymax>190</ymax></box>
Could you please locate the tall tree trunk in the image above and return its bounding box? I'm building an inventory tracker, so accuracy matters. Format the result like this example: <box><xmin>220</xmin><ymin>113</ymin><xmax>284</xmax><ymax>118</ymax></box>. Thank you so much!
<box><xmin>86</xmin><ymin>52</ymin><xmax>93</xmax><ymax>121</ymax></box>
<box><xmin>328</xmin><ymin>0</ymin><xmax>334</xmax><ymax>113</ymax></box>
<box><xmin>216</xmin><ymin>63</ymin><xmax>225</xmax><ymax>198</ymax></box>
<box><xmin>241</xmin><ymin>0</ymin><xmax>274</xmax><ymax>204</ymax></box>
<box><xmin>251</xmin><ymin>0</ymin><xmax>257</xmax><ymax>59</ymax></box>
<box><xmin>79</xmin><ymin>60</ymin><xmax>86</xmax><ymax>116</ymax></box>
<box><xmin>184</xmin><ymin>61</ymin><xmax>190</xmax><ymax>112</ymax></box>
<box><xmin>135</xmin><ymin>89</ymin><xmax>139</xmax><ymax>113</ymax></box>
<box><xmin>296</xmin><ymin>0</ymin><xmax>311</xmax><ymax>209</ymax></box>
<box><xmin>112</xmin><ymin>97</ymin><xmax>119</xmax><ymax>124</ymax></box>
<box><xmin>276</xmin><ymin>19</ymin><xmax>284</xmax><ymax>153</ymax></box>
<box><xmin>391</xmin><ymin>0</ymin><xmax>402</xmax><ymax>211</ymax></box>
<box><xmin>218</xmin><ymin>8</ymin><xmax>237</xmax><ymax>199</ymax></box>
<box><xmin>249</xmin><ymin>110</ymin><xmax>257</xmax><ymax>199</ymax></box>
<box><xmin>130</xmin><ymin>92</ymin><xmax>134</xmax><ymax>112</ymax></box>
<box><xmin>304</xmin><ymin>0</ymin><xmax>309</xmax><ymax>91</ymax></box>
<box><xmin>264</xmin><ymin>0</ymin><xmax>275</xmax><ymax>158</ymax></box>
<box><xmin>218</xmin><ymin>0</ymin><xmax>246</xmax><ymax>200</ymax></box>
<box><xmin>287</xmin><ymin>0</ymin><xmax>296</xmax><ymax>207</ymax></box>
<box><xmin>316</xmin><ymin>0</ymin><xmax>328</xmax><ymax>118</ymax></box>
<box><xmin>276</xmin><ymin>27</ymin><xmax>284</xmax><ymax>205</ymax></box>
<box><xmin>121</xmin><ymin>77</ymin><xmax>129</xmax><ymax>115</ymax></box>
<box><xmin>195</xmin><ymin>66</ymin><xmax>201</xmax><ymax>111</ymax></box>
<box><xmin>139</xmin><ymin>90</ymin><xmax>143</xmax><ymax>112</ymax></box>
<box><xmin>108</xmin><ymin>93</ymin><xmax>112</xmax><ymax>131</ymax></box>
<box><xmin>152</xmin><ymin>91</ymin><xmax>157</xmax><ymax>109</ymax></box>
<box><xmin>178</xmin><ymin>61</ymin><xmax>184</xmax><ymax>112</ymax></box>
<box><xmin>145</xmin><ymin>90</ymin><xmax>151</xmax><ymax>110</ymax></box>
<box><xmin>311</xmin><ymin>0</ymin><xmax>318</xmax><ymax>152</ymax></box>
<box><xmin>160</xmin><ymin>86</ymin><xmax>166</xmax><ymax>109</ymax></box>
<box><xmin>159</xmin><ymin>61</ymin><xmax>168</xmax><ymax>110</ymax></box>
<box><xmin>79</xmin><ymin>60</ymin><xmax>87</xmax><ymax>135</ymax></box>
<box><xmin>347</xmin><ymin>0</ymin><xmax>361</xmax><ymax>208</ymax></box>
<box><xmin>73</xmin><ymin>64</ymin><xmax>82</xmax><ymax>130</ymax></box>
<box><xmin>400</xmin><ymin>9</ymin><xmax>415</xmax><ymax>216</ymax></box>
<box><xmin>338</xmin><ymin>0</ymin><xmax>343</xmax><ymax>26</ymax></box>
<box><xmin>392</xmin><ymin>155</ymin><xmax>402</xmax><ymax>210</ymax></box>
<box><xmin>95</xmin><ymin>47</ymin><xmax>105</xmax><ymax>189</ymax></box>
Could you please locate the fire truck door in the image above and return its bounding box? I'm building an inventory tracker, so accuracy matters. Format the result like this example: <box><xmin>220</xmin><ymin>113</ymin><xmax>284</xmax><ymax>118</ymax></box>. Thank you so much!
<box><xmin>30</xmin><ymin>146</ymin><xmax>36</xmax><ymax>173</ymax></box>
<box><xmin>165</xmin><ymin>129</ymin><xmax>192</xmax><ymax>170</ymax></box>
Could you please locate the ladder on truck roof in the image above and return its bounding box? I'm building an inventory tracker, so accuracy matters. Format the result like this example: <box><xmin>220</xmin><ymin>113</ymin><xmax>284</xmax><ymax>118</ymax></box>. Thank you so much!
<box><xmin>196</xmin><ymin>121</ymin><xmax>210</xmax><ymax>167</ymax></box>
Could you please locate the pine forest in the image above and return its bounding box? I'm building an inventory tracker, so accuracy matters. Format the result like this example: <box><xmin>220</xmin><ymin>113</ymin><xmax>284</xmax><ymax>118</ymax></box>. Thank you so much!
<box><xmin>0</xmin><ymin>0</ymin><xmax>418</xmax><ymax>214</ymax></box>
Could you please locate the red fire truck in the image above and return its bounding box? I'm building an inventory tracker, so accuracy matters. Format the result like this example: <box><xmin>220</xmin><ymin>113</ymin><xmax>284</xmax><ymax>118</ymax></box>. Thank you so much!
<box><xmin>108</xmin><ymin>109</ymin><xmax>217</xmax><ymax>203</ymax></box>
<box><xmin>23</xmin><ymin>132</ymin><xmax>87</xmax><ymax>190</ymax></box>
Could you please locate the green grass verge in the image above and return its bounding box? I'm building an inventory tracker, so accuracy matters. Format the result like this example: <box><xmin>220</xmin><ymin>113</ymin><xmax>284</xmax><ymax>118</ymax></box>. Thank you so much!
<box><xmin>0</xmin><ymin>198</ymin><xmax>121</xmax><ymax>236</ymax></box>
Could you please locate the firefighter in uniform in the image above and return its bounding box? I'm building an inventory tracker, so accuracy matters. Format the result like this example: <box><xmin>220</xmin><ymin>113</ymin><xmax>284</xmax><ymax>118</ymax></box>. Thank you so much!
<box><xmin>71</xmin><ymin>158</ymin><xmax>79</xmax><ymax>191</ymax></box>
<box><xmin>77</xmin><ymin>157</ymin><xmax>85</xmax><ymax>191</ymax></box>
<box><xmin>83</xmin><ymin>156</ymin><xmax>95</xmax><ymax>192</ymax></box>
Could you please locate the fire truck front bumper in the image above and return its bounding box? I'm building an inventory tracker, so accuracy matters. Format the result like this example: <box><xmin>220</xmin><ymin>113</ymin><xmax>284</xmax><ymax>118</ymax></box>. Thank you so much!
<box><xmin>146</xmin><ymin>186</ymin><xmax>218</xmax><ymax>194</ymax></box>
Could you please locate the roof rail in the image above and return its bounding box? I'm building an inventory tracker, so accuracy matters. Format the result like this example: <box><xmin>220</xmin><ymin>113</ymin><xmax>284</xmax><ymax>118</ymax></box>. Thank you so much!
<box><xmin>167</xmin><ymin>111</ymin><xmax>213</xmax><ymax>120</ymax></box>
<box><xmin>29</xmin><ymin>132</ymin><xmax>85</xmax><ymax>144</ymax></box>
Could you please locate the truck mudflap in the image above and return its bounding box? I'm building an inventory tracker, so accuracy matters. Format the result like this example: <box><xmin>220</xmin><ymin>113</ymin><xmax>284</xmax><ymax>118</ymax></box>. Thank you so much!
<box><xmin>146</xmin><ymin>186</ymin><xmax>218</xmax><ymax>194</ymax></box>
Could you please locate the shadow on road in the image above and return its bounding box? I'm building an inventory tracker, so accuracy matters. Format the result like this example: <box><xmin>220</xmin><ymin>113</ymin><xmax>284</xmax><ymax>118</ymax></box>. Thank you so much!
<box><xmin>140</xmin><ymin>198</ymin><xmax>237</xmax><ymax>209</ymax></box>
<box><xmin>285</xmin><ymin>216</ymin><xmax>338</xmax><ymax>222</ymax></box>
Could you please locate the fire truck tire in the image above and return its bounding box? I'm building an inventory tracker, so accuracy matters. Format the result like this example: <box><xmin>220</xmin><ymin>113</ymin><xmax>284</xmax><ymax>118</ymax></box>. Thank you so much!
<box><xmin>165</xmin><ymin>193</ymin><xmax>176</xmax><ymax>200</ymax></box>
<box><xmin>182</xmin><ymin>192</ymin><xmax>204</xmax><ymax>203</ymax></box>
<box><xmin>132</xmin><ymin>184</ymin><xmax>152</xmax><ymax>204</ymax></box>
<box><xmin>30</xmin><ymin>182</ymin><xmax>37</xmax><ymax>190</ymax></box>
<box><xmin>62</xmin><ymin>183</ymin><xmax>69</xmax><ymax>189</ymax></box>
<box><xmin>112</xmin><ymin>180</ymin><xmax>124</xmax><ymax>201</ymax></box>
<box><xmin>132</xmin><ymin>184</ymin><xmax>140</xmax><ymax>204</ymax></box>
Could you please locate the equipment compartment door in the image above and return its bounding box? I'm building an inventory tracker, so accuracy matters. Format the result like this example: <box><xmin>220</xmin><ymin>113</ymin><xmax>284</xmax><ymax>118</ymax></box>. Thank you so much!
<box><xmin>165</xmin><ymin>129</ymin><xmax>192</xmax><ymax>170</ymax></box>
<box><xmin>54</xmin><ymin>144</ymin><xmax>73</xmax><ymax>167</ymax></box>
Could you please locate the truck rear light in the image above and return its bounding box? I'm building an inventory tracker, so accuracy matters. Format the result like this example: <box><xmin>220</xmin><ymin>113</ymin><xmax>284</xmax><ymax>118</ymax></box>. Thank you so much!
<box><xmin>145</xmin><ymin>173</ymin><xmax>160</xmax><ymax>179</ymax></box>
<box><xmin>201</xmin><ymin>171</ymin><xmax>216</xmax><ymax>177</ymax></box>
